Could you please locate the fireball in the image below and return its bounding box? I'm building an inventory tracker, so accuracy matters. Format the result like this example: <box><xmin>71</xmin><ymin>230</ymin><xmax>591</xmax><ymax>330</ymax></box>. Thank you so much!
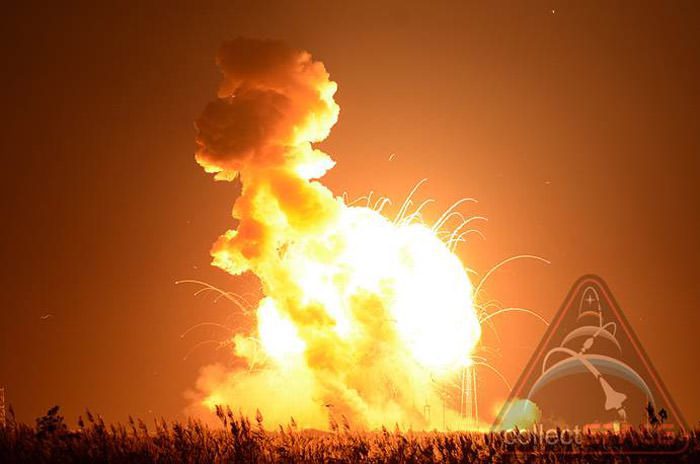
<box><xmin>190</xmin><ymin>38</ymin><xmax>481</xmax><ymax>430</ymax></box>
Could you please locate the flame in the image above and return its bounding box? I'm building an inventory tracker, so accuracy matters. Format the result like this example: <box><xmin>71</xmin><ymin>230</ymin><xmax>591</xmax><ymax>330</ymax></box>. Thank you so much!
<box><xmin>189</xmin><ymin>38</ymin><xmax>481</xmax><ymax>429</ymax></box>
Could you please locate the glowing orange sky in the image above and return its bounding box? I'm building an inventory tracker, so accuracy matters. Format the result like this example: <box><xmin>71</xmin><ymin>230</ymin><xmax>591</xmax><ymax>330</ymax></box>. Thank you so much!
<box><xmin>0</xmin><ymin>1</ymin><xmax>698</xmax><ymax>426</ymax></box>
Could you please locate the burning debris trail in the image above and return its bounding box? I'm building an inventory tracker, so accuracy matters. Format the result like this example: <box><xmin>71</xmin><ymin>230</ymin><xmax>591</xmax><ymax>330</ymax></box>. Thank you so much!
<box><xmin>189</xmin><ymin>38</ymin><xmax>481</xmax><ymax>430</ymax></box>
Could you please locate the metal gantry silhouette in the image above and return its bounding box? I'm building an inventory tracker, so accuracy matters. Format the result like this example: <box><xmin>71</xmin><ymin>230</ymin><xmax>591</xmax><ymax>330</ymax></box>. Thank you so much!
<box><xmin>0</xmin><ymin>387</ymin><xmax>5</xmax><ymax>428</ymax></box>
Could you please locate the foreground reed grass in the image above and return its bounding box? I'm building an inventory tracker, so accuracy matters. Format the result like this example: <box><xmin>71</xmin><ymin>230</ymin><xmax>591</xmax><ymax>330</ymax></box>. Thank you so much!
<box><xmin>1</xmin><ymin>406</ymin><xmax>697</xmax><ymax>463</ymax></box>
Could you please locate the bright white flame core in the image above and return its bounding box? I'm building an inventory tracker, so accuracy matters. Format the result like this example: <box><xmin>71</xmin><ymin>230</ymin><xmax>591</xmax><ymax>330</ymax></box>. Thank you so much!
<box><xmin>257</xmin><ymin>206</ymin><xmax>480</xmax><ymax>372</ymax></box>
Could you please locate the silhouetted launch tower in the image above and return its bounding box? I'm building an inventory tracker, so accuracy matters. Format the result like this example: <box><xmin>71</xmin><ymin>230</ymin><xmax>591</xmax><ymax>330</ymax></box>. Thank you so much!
<box><xmin>460</xmin><ymin>366</ymin><xmax>478</xmax><ymax>425</ymax></box>
<box><xmin>0</xmin><ymin>387</ymin><xmax>6</xmax><ymax>428</ymax></box>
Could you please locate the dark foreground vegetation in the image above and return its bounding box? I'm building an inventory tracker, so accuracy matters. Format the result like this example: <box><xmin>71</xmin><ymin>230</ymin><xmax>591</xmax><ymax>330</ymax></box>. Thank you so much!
<box><xmin>1</xmin><ymin>406</ymin><xmax>697</xmax><ymax>463</ymax></box>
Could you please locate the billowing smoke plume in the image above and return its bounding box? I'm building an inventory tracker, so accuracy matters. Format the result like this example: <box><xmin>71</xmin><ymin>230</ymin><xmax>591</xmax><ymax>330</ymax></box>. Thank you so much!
<box><xmin>195</xmin><ymin>38</ymin><xmax>338</xmax><ymax>180</ymax></box>
<box><xmin>189</xmin><ymin>38</ymin><xmax>481</xmax><ymax>430</ymax></box>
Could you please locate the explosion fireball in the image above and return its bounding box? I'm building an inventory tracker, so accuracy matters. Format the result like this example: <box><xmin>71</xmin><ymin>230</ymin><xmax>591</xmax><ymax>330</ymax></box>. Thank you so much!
<box><xmin>189</xmin><ymin>38</ymin><xmax>481</xmax><ymax>430</ymax></box>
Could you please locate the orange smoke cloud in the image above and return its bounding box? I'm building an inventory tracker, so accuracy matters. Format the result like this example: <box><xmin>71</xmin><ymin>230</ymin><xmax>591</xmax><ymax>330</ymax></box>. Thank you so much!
<box><xmin>189</xmin><ymin>38</ymin><xmax>481</xmax><ymax>430</ymax></box>
<box><xmin>195</xmin><ymin>37</ymin><xmax>337</xmax><ymax>180</ymax></box>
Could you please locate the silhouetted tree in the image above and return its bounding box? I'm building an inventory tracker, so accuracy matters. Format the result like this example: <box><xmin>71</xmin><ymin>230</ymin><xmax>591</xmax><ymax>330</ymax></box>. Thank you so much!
<box><xmin>658</xmin><ymin>408</ymin><xmax>668</xmax><ymax>424</ymax></box>
<box><xmin>36</xmin><ymin>405</ymin><xmax>68</xmax><ymax>439</ymax></box>
<box><xmin>646</xmin><ymin>402</ymin><xmax>659</xmax><ymax>427</ymax></box>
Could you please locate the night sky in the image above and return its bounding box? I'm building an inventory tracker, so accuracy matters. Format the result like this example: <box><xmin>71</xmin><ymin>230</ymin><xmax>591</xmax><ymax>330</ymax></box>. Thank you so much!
<box><xmin>1</xmin><ymin>1</ymin><xmax>698</xmax><ymax>425</ymax></box>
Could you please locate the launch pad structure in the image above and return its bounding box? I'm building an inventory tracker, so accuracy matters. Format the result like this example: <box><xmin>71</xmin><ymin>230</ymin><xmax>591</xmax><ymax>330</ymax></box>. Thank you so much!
<box><xmin>460</xmin><ymin>366</ymin><xmax>479</xmax><ymax>426</ymax></box>
<box><xmin>0</xmin><ymin>387</ymin><xmax>5</xmax><ymax>428</ymax></box>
